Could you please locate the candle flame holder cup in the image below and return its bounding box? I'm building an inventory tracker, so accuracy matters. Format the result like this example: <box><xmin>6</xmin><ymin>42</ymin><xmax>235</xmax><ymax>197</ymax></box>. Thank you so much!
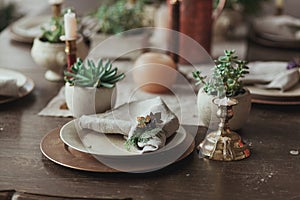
<box><xmin>198</xmin><ymin>97</ymin><xmax>250</xmax><ymax>161</ymax></box>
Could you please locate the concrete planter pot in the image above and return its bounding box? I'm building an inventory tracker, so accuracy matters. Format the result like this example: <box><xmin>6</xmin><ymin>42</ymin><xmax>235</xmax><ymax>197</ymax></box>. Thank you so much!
<box><xmin>31</xmin><ymin>35</ymin><xmax>89</xmax><ymax>81</ymax></box>
<box><xmin>65</xmin><ymin>82</ymin><xmax>116</xmax><ymax>118</ymax></box>
<box><xmin>197</xmin><ymin>88</ymin><xmax>252</xmax><ymax>130</ymax></box>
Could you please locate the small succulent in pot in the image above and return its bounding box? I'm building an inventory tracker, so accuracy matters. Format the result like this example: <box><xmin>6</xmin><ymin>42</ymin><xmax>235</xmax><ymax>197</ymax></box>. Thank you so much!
<box><xmin>64</xmin><ymin>58</ymin><xmax>125</xmax><ymax>117</ymax></box>
<box><xmin>31</xmin><ymin>9</ymin><xmax>89</xmax><ymax>82</ymax></box>
<box><xmin>193</xmin><ymin>49</ymin><xmax>249</xmax><ymax>98</ymax></box>
<box><xmin>193</xmin><ymin>49</ymin><xmax>251</xmax><ymax>130</ymax></box>
<box><xmin>64</xmin><ymin>58</ymin><xmax>125</xmax><ymax>88</ymax></box>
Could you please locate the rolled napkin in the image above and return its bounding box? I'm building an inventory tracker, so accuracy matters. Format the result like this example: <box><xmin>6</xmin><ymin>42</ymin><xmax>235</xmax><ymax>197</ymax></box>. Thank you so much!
<box><xmin>253</xmin><ymin>15</ymin><xmax>300</xmax><ymax>40</ymax></box>
<box><xmin>79</xmin><ymin>97</ymin><xmax>179</xmax><ymax>153</ymax></box>
<box><xmin>243</xmin><ymin>61</ymin><xmax>300</xmax><ymax>92</ymax></box>
<box><xmin>0</xmin><ymin>77</ymin><xmax>19</xmax><ymax>97</ymax></box>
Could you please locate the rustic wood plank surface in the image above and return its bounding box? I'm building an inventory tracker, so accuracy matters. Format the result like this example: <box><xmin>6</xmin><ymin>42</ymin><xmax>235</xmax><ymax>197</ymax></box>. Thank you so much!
<box><xmin>1</xmin><ymin>2</ymin><xmax>300</xmax><ymax>199</ymax></box>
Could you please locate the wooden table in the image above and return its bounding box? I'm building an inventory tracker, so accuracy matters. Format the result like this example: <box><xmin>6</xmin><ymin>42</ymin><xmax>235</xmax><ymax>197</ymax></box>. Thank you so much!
<box><xmin>1</xmin><ymin>6</ymin><xmax>300</xmax><ymax>200</ymax></box>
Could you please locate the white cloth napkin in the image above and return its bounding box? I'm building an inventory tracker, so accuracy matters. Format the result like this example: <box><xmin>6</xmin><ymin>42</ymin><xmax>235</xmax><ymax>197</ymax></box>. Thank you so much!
<box><xmin>78</xmin><ymin>97</ymin><xmax>179</xmax><ymax>153</ymax></box>
<box><xmin>243</xmin><ymin>61</ymin><xmax>300</xmax><ymax>91</ymax></box>
<box><xmin>0</xmin><ymin>77</ymin><xmax>19</xmax><ymax>97</ymax></box>
<box><xmin>38</xmin><ymin>87</ymin><xmax>72</xmax><ymax>117</ymax></box>
<box><xmin>253</xmin><ymin>15</ymin><xmax>300</xmax><ymax>40</ymax></box>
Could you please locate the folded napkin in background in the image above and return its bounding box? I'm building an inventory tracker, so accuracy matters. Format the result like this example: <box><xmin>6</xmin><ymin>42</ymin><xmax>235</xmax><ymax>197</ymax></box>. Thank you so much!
<box><xmin>253</xmin><ymin>15</ymin><xmax>300</xmax><ymax>40</ymax></box>
<box><xmin>79</xmin><ymin>97</ymin><xmax>179</xmax><ymax>153</ymax></box>
<box><xmin>0</xmin><ymin>77</ymin><xmax>19</xmax><ymax>97</ymax></box>
<box><xmin>243</xmin><ymin>61</ymin><xmax>300</xmax><ymax>91</ymax></box>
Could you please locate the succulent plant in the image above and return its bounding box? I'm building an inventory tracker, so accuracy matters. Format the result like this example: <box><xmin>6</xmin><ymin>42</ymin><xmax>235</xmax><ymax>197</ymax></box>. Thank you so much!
<box><xmin>64</xmin><ymin>58</ymin><xmax>125</xmax><ymax>88</ymax></box>
<box><xmin>193</xmin><ymin>49</ymin><xmax>249</xmax><ymax>97</ymax></box>
<box><xmin>40</xmin><ymin>16</ymin><xmax>64</xmax><ymax>43</ymax></box>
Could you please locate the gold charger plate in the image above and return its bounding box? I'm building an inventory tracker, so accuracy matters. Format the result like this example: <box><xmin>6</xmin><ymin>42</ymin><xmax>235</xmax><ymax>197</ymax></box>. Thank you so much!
<box><xmin>40</xmin><ymin>128</ymin><xmax>195</xmax><ymax>172</ymax></box>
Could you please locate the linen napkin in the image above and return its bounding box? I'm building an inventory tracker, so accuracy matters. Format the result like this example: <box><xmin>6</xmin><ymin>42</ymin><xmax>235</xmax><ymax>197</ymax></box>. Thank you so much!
<box><xmin>253</xmin><ymin>15</ymin><xmax>300</xmax><ymax>40</ymax></box>
<box><xmin>0</xmin><ymin>77</ymin><xmax>19</xmax><ymax>97</ymax></box>
<box><xmin>78</xmin><ymin>97</ymin><xmax>179</xmax><ymax>153</ymax></box>
<box><xmin>243</xmin><ymin>61</ymin><xmax>300</xmax><ymax>91</ymax></box>
<box><xmin>38</xmin><ymin>87</ymin><xmax>73</xmax><ymax>117</ymax></box>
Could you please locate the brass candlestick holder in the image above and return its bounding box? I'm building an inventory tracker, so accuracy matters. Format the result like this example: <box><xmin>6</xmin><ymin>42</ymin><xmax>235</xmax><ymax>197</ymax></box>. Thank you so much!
<box><xmin>51</xmin><ymin>4</ymin><xmax>62</xmax><ymax>17</ymax></box>
<box><xmin>64</xmin><ymin>39</ymin><xmax>77</xmax><ymax>71</ymax></box>
<box><xmin>199</xmin><ymin>97</ymin><xmax>250</xmax><ymax>161</ymax></box>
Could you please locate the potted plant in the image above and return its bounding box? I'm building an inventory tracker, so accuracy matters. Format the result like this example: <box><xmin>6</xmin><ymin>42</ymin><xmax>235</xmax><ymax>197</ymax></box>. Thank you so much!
<box><xmin>82</xmin><ymin>0</ymin><xmax>151</xmax><ymax>60</ymax></box>
<box><xmin>193</xmin><ymin>49</ymin><xmax>251</xmax><ymax>130</ymax></box>
<box><xmin>31</xmin><ymin>14</ymin><xmax>89</xmax><ymax>81</ymax></box>
<box><xmin>93</xmin><ymin>0</ymin><xmax>147</xmax><ymax>35</ymax></box>
<box><xmin>64</xmin><ymin>58</ymin><xmax>125</xmax><ymax>118</ymax></box>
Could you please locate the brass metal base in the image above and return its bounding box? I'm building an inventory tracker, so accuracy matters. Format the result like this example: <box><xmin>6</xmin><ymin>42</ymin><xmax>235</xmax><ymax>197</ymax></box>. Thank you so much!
<box><xmin>199</xmin><ymin>131</ymin><xmax>250</xmax><ymax>161</ymax></box>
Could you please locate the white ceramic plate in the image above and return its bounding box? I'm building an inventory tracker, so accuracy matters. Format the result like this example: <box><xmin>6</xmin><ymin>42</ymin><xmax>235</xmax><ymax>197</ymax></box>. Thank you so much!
<box><xmin>10</xmin><ymin>15</ymin><xmax>50</xmax><ymax>43</ymax></box>
<box><xmin>244</xmin><ymin>62</ymin><xmax>300</xmax><ymax>104</ymax></box>
<box><xmin>247</xmin><ymin>84</ymin><xmax>300</xmax><ymax>99</ymax></box>
<box><xmin>0</xmin><ymin>68</ymin><xmax>27</xmax><ymax>86</ymax></box>
<box><xmin>0</xmin><ymin>68</ymin><xmax>34</xmax><ymax>104</ymax></box>
<box><xmin>60</xmin><ymin>119</ymin><xmax>194</xmax><ymax>172</ymax></box>
<box><xmin>247</xmin><ymin>84</ymin><xmax>300</xmax><ymax>105</ymax></box>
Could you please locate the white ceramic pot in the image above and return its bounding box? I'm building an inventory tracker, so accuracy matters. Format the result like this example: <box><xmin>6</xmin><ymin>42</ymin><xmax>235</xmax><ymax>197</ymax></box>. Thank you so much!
<box><xmin>197</xmin><ymin>88</ymin><xmax>251</xmax><ymax>130</ymax></box>
<box><xmin>31</xmin><ymin>35</ymin><xmax>89</xmax><ymax>81</ymax></box>
<box><xmin>65</xmin><ymin>83</ymin><xmax>116</xmax><ymax>118</ymax></box>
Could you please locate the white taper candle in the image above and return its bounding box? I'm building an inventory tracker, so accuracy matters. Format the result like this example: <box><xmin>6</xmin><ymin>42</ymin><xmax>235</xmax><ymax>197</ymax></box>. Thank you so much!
<box><xmin>64</xmin><ymin>10</ymin><xmax>77</xmax><ymax>40</ymax></box>
<box><xmin>49</xmin><ymin>0</ymin><xmax>64</xmax><ymax>5</ymax></box>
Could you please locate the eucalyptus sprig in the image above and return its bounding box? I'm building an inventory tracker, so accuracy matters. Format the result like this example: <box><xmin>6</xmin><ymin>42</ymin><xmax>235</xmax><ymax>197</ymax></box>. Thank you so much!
<box><xmin>125</xmin><ymin>112</ymin><xmax>163</xmax><ymax>150</ymax></box>
<box><xmin>193</xmin><ymin>49</ymin><xmax>249</xmax><ymax>97</ymax></box>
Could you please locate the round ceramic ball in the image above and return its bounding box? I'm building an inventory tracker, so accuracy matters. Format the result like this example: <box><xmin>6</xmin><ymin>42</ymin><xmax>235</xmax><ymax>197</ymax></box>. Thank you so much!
<box><xmin>133</xmin><ymin>52</ymin><xmax>177</xmax><ymax>93</ymax></box>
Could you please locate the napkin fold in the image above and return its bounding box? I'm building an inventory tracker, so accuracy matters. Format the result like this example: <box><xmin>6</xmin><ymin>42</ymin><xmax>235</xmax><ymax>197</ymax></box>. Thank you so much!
<box><xmin>253</xmin><ymin>15</ymin><xmax>300</xmax><ymax>40</ymax></box>
<box><xmin>79</xmin><ymin>97</ymin><xmax>179</xmax><ymax>153</ymax></box>
<box><xmin>38</xmin><ymin>87</ymin><xmax>72</xmax><ymax>117</ymax></box>
<box><xmin>0</xmin><ymin>77</ymin><xmax>19</xmax><ymax>97</ymax></box>
<box><xmin>243</xmin><ymin>62</ymin><xmax>300</xmax><ymax>91</ymax></box>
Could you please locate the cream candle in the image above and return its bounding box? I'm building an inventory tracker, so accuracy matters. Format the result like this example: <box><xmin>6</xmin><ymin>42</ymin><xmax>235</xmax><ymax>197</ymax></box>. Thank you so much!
<box><xmin>49</xmin><ymin>0</ymin><xmax>64</xmax><ymax>5</ymax></box>
<box><xmin>64</xmin><ymin>10</ymin><xmax>77</xmax><ymax>40</ymax></box>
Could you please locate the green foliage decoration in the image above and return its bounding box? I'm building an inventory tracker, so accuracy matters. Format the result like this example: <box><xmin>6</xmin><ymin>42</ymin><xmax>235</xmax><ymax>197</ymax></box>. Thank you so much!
<box><xmin>193</xmin><ymin>49</ymin><xmax>249</xmax><ymax>97</ymax></box>
<box><xmin>93</xmin><ymin>0</ymin><xmax>146</xmax><ymax>34</ymax></box>
<box><xmin>40</xmin><ymin>17</ymin><xmax>64</xmax><ymax>43</ymax></box>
